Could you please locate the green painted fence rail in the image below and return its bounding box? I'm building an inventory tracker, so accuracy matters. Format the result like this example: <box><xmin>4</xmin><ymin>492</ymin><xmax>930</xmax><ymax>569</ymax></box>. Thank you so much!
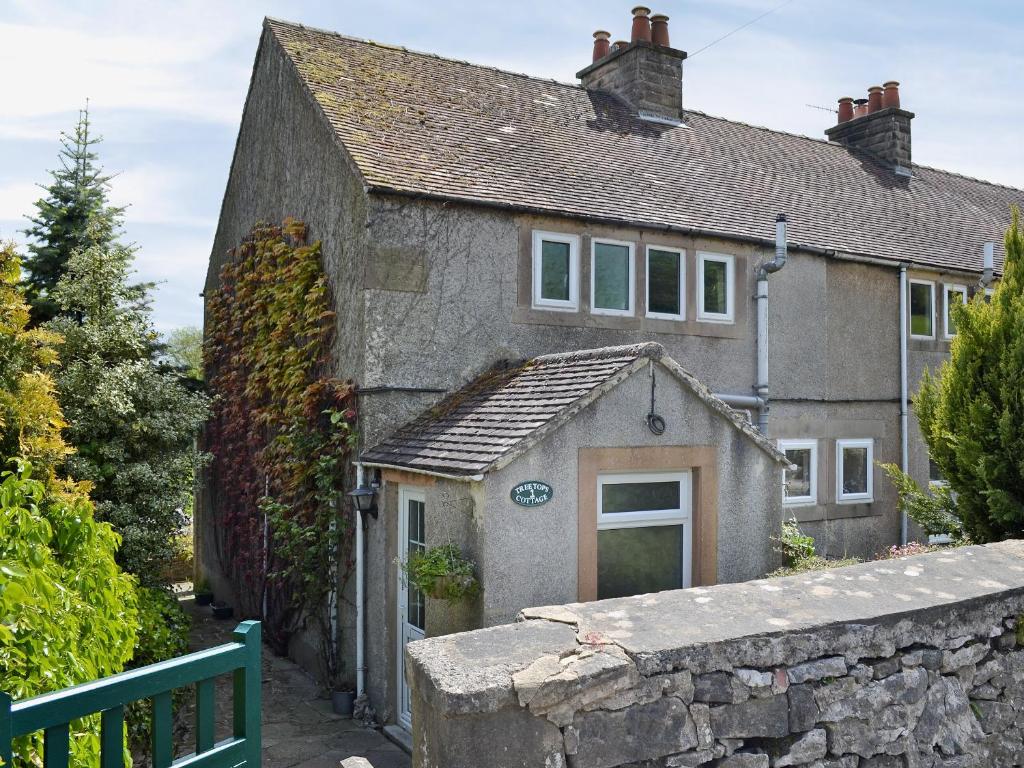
<box><xmin>0</xmin><ymin>621</ymin><xmax>261</xmax><ymax>768</ymax></box>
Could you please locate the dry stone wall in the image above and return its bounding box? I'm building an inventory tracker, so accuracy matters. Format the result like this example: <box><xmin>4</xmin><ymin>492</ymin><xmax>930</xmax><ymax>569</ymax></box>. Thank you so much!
<box><xmin>407</xmin><ymin>541</ymin><xmax>1024</xmax><ymax>767</ymax></box>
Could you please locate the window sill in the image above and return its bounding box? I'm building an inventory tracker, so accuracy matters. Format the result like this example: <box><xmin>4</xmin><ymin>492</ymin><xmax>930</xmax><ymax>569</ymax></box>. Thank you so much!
<box><xmin>512</xmin><ymin>306</ymin><xmax>746</xmax><ymax>339</ymax></box>
<box><xmin>788</xmin><ymin>503</ymin><xmax>881</xmax><ymax>523</ymax></box>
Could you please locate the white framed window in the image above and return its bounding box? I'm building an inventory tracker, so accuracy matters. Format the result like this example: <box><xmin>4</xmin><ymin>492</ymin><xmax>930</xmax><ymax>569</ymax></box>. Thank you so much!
<box><xmin>591</xmin><ymin>238</ymin><xmax>635</xmax><ymax>316</ymax></box>
<box><xmin>531</xmin><ymin>230</ymin><xmax>580</xmax><ymax>311</ymax></box>
<box><xmin>778</xmin><ymin>439</ymin><xmax>817</xmax><ymax>506</ymax></box>
<box><xmin>596</xmin><ymin>471</ymin><xmax>692</xmax><ymax>599</ymax></box>
<box><xmin>645</xmin><ymin>245</ymin><xmax>685</xmax><ymax>321</ymax></box>
<box><xmin>836</xmin><ymin>439</ymin><xmax>874</xmax><ymax>504</ymax></box>
<box><xmin>943</xmin><ymin>283</ymin><xmax>968</xmax><ymax>339</ymax></box>
<box><xmin>697</xmin><ymin>252</ymin><xmax>734</xmax><ymax>323</ymax></box>
<box><xmin>909</xmin><ymin>279</ymin><xmax>935</xmax><ymax>339</ymax></box>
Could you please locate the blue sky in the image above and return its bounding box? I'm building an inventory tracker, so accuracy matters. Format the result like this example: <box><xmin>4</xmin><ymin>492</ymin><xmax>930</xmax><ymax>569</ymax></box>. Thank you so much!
<box><xmin>2</xmin><ymin>0</ymin><xmax>1022</xmax><ymax>333</ymax></box>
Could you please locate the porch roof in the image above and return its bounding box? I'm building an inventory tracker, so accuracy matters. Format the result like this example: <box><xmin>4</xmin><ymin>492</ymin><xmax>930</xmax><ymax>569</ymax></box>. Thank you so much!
<box><xmin>359</xmin><ymin>343</ymin><xmax>789</xmax><ymax>479</ymax></box>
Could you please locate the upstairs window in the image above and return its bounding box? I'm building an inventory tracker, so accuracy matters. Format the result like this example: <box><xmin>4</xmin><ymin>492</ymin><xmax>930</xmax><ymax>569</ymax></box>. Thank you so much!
<box><xmin>532</xmin><ymin>231</ymin><xmax>579</xmax><ymax>311</ymax></box>
<box><xmin>646</xmin><ymin>246</ymin><xmax>685</xmax><ymax>320</ymax></box>
<box><xmin>836</xmin><ymin>438</ymin><xmax>874</xmax><ymax>503</ymax></box>
<box><xmin>778</xmin><ymin>439</ymin><xmax>817</xmax><ymax>506</ymax></box>
<box><xmin>591</xmin><ymin>239</ymin><xmax>635</xmax><ymax>316</ymax></box>
<box><xmin>909</xmin><ymin>280</ymin><xmax>934</xmax><ymax>339</ymax></box>
<box><xmin>943</xmin><ymin>283</ymin><xmax>968</xmax><ymax>338</ymax></box>
<box><xmin>697</xmin><ymin>252</ymin><xmax>734</xmax><ymax>323</ymax></box>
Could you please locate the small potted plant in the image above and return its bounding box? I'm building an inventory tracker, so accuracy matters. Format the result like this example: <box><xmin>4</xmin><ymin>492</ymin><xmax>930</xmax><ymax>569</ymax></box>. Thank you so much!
<box><xmin>402</xmin><ymin>545</ymin><xmax>480</xmax><ymax>601</ymax></box>
<box><xmin>195</xmin><ymin>578</ymin><xmax>214</xmax><ymax>606</ymax></box>
<box><xmin>211</xmin><ymin>600</ymin><xmax>234</xmax><ymax>620</ymax></box>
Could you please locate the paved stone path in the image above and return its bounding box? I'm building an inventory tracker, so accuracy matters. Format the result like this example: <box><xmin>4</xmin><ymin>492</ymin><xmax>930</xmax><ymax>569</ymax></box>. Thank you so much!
<box><xmin>177</xmin><ymin>589</ymin><xmax>409</xmax><ymax>768</ymax></box>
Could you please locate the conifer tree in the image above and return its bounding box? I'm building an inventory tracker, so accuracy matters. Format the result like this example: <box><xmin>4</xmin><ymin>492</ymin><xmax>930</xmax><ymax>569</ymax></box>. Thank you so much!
<box><xmin>887</xmin><ymin>208</ymin><xmax>1024</xmax><ymax>542</ymax></box>
<box><xmin>23</xmin><ymin>105</ymin><xmax>124</xmax><ymax>325</ymax></box>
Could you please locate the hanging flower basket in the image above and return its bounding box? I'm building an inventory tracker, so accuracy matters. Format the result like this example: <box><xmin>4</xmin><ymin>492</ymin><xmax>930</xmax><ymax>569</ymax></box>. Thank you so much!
<box><xmin>402</xmin><ymin>545</ymin><xmax>480</xmax><ymax>601</ymax></box>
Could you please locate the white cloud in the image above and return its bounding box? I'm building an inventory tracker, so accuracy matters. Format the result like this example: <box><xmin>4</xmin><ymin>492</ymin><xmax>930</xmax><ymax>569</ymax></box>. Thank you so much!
<box><xmin>0</xmin><ymin>182</ymin><xmax>40</xmax><ymax>223</ymax></box>
<box><xmin>0</xmin><ymin>1</ymin><xmax>257</xmax><ymax>138</ymax></box>
<box><xmin>108</xmin><ymin>165</ymin><xmax>217</xmax><ymax>229</ymax></box>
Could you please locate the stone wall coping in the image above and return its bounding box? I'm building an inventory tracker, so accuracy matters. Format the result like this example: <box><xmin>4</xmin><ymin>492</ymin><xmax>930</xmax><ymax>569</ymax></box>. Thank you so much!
<box><xmin>406</xmin><ymin>541</ymin><xmax>1024</xmax><ymax>715</ymax></box>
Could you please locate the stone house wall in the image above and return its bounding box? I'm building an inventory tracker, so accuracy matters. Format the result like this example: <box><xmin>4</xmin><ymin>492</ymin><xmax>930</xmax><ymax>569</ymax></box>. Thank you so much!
<box><xmin>407</xmin><ymin>541</ymin><xmax>1024</xmax><ymax>767</ymax></box>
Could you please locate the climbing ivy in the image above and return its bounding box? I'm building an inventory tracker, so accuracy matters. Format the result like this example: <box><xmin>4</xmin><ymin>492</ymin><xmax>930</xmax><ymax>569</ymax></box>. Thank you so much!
<box><xmin>204</xmin><ymin>220</ymin><xmax>356</xmax><ymax>681</ymax></box>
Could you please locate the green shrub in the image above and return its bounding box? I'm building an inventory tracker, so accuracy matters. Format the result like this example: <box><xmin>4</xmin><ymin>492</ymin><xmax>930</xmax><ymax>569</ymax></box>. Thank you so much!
<box><xmin>774</xmin><ymin>519</ymin><xmax>817</xmax><ymax>565</ymax></box>
<box><xmin>0</xmin><ymin>460</ymin><xmax>139</xmax><ymax>767</ymax></box>
<box><xmin>126</xmin><ymin>587</ymin><xmax>192</xmax><ymax>756</ymax></box>
<box><xmin>1</xmin><ymin>242</ymin><xmax>139</xmax><ymax>768</ymax></box>
<box><xmin>914</xmin><ymin>208</ymin><xmax>1024</xmax><ymax>541</ymax></box>
<box><xmin>880</xmin><ymin>463</ymin><xmax>965</xmax><ymax>542</ymax></box>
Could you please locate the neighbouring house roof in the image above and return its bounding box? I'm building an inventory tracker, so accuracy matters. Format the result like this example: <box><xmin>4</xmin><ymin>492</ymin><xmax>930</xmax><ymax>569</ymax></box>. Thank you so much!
<box><xmin>360</xmin><ymin>343</ymin><xmax>790</xmax><ymax>478</ymax></box>
<box><xmin>264</xmin><ymin>17</ymin><xmax>1022</xmax><ymax>275</ymax></box>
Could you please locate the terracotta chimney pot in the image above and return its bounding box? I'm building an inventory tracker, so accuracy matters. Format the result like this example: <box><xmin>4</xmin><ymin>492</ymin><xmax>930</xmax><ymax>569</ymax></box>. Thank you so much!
<box><xmin>853</xmin><ymin>98</ymin><xmax>868</xmax><ymax>118</ymax></box>
<box><xmin>882</xmin><ymin>80</ymin><xmax>901</xmax><ymax>109</ymax></box>
<box><xmin>592</xmin><ymin>30</ymin><xmax>611</xmax><ymax>61</ymax></box>
<box><xmin>631</xmin><ymin>6</ymin><xmax>652</xmax><ymax>43</ymax></box>
<box><xmin>867</xmin><ymin>85</ymin><xmax>883</xmax><ymax>113</ymax></box>
<box><xmin>837</xmin><ymin>96</ymin><xmax>854</xmax><ymax>123</ymax></box>
<box><xmin>650</xmin><ymin>14</ymin><xmax>670</xmax><ymax>46</ymax></box>
<box><xmin>613</xmin><ymin>39</ymin><xmax>630</xmax><ymax>51</ymax></box>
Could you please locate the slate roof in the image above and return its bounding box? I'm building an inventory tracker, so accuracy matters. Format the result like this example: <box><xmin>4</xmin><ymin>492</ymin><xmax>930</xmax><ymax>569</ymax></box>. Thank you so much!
<box><xmin>264</xmin><ymin>18</ymin><xmax>1022</xmax><ymax>275</ymax></box>
<box><xmin>360</xmin><ymin>343</ymin><xmax>790</xmax><ymax>478</ymax></box>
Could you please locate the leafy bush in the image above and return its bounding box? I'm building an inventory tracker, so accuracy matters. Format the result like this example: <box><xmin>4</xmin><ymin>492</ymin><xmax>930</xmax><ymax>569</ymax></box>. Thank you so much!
<box><xmin>0</xmin><ymin>461</ymin><xmax>138</xmax><ymax>767</ymax></box>
<box><xmin>401</xmin><ymin>545</ymin><xmax>480</xmax><ymax>600</ymax></box>
<box><xmin>1</xmin><ymin>242</ymin><xmax>139</xmax><ymax>768</ymax></box>
<box><xmin>774</xmin><ymin>518</ymin><xmax>816</xmax><ymax>564</ymax></box>
<box><xmin>126</xmin><ymin>587</ymin><xmax>192</xmax><ymax>756</ymax></box>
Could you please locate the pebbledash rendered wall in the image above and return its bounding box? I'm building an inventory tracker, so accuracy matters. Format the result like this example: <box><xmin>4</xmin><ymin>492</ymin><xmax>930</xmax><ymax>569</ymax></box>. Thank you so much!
<box><xmin>407</xmin><ymin>541</ymin><xmax>1024</xmax><ymax>768</ymax></box>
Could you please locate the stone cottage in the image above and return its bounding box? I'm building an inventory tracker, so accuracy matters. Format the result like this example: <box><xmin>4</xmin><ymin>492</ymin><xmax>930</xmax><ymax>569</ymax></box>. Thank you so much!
<box><xmin>199</xmin><ymin>9</ymin><xmax>1024</xmax><ymax>735</ymax></box>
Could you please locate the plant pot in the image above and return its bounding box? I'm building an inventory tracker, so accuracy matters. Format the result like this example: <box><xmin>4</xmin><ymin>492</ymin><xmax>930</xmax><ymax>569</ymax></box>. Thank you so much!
<box><xmin>211</xmin><ymin>601</ymin><xmax>234</xmax><ymax>620</ymax></box>
<box><xmin>195</xmin><ymin>591</ymin><xmax>214</xmax><ymax>606</ymax></box>
<box><xmin>425</xmin><ymin>574</ymin><xmax>478</xmax><ymax>600</ymax></box>
<box><xmin>331</xmin><ymin>690</ymin><xmax>355</xmax><ymax>716</ymax></box>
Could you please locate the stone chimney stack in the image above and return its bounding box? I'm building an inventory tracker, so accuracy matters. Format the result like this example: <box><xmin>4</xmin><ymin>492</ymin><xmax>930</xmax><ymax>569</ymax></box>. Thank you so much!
<box><xmin>577</xmin><ymin>7</ymin><xmax>688</xmax><ymax>123</ymax></box>
<box><xmin>825</xmin><ymin>81</ymin><xmax>914</xmax><ymax>175</ymax></box>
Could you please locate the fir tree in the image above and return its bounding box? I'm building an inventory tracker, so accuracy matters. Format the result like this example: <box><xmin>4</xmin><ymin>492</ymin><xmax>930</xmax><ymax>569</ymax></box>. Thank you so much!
<box><xmin>23</xmin><ymin>104</ymin><xmax>124</xmax><ymax>325</ymax></box>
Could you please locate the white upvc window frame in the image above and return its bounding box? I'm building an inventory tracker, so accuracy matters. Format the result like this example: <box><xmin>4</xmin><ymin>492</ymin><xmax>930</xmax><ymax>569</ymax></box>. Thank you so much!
<box><xmin>777</xmin><ymin>439</ymin><xmax>818</xmax><ymax>507</ymax></box>
<box><xmin>943</xmin><ymin>283</ymin><xmax>968</xmax><ymax>339</ymax></box>
<box><xmin>590</xmin><ymin>238</ymin><xmax>636</xmax><ymax>317</ymax></box>
<box><xmin>645</xmin><ymin>245</ymin><xmax>686</xmax><ymax>321</ymax></box>
<box><xmin>531</xmin><ymin>230</ymin><xmax>580</xmax><ymax>312</ymax></box>
<box><xmin>836</xmin><ymin>438</ymin><xmax>874</xmax><ymax>504</ymax></box>
<box><xmin>697</xmin><ymin>251</ymin><xmax>735</xmax><ymax>323</ymax></box>
<box><xmin>909</xmin><ymin>279</ymin><xmax>935</xmax><ymax>340</ymax></box>
<box><xmin>596</xmin><ymin>470</ymin><xmax>692</xmax><ymax>590</ymax></box>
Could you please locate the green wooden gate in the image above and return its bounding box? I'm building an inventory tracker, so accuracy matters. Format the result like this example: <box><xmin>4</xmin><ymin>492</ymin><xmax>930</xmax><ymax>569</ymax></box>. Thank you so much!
<box><xmin>1</xmin><ymin>621</ymin><xmax>261</xmax><ymax>768</ymax></box>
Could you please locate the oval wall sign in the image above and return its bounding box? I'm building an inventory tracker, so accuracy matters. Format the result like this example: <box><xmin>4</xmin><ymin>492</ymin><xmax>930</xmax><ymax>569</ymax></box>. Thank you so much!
<box><xmin>510</xmin><ymin>481</ymin><xmax>553</xmax><ymax>507</ymax></box>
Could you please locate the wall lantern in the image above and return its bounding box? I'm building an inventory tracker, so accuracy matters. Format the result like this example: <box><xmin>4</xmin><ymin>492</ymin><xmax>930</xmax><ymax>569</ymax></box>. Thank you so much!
<box><xmin>348</xmin><ymin>484</ymin><xmax>378</xmax><ymax>519</ymax></box>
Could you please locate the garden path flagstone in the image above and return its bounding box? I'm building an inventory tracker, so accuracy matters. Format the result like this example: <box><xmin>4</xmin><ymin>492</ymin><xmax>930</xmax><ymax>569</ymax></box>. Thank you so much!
<box><xmin>177</xmin><ymin>586</ymin><xmax>409</xmax><ymax>768</ymax></box>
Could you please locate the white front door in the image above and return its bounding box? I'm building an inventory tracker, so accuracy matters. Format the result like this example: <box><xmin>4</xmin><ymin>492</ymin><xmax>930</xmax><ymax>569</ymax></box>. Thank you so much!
<box><xmin>397</xmin><ymin>487</ymin><xmax>426</xmax><ymax>731</ymax></box>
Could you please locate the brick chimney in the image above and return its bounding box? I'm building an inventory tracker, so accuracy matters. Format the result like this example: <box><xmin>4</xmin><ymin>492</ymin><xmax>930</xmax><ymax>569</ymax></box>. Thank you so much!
<box><xmin>825</xmin><ymin>81</ymin><xmax>914</xmax><ymax>175</ymax></box>
<box><xmin>577</xmin><ymin>7</ymin><xmax>688</xmax><ymax>123</ymax></box>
